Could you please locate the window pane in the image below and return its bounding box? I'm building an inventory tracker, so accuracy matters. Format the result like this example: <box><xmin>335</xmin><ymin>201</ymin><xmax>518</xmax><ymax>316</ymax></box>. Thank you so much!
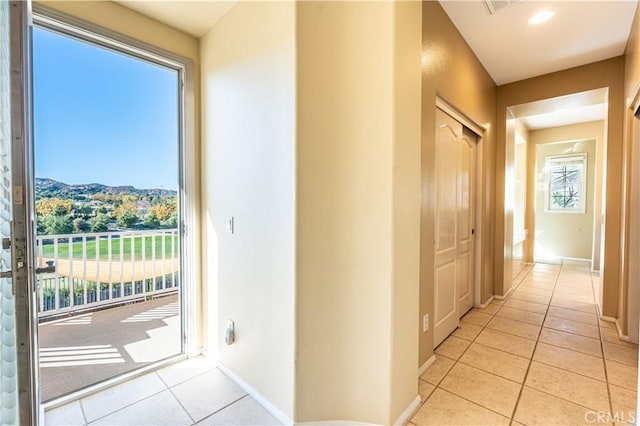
<box><xmin>546</xmin><ymin>155</ymin><xmax>586</xmax><ymax>212</ymax></box>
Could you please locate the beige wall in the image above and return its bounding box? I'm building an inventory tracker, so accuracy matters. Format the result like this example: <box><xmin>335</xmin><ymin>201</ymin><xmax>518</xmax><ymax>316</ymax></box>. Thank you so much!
<box><xmin>419</xmin><ymin>1</ymin><xmax>497</xmax><ymax>366</ymax></box>
<box><xmin>513</xmin><ymin>120</ymin><xmax>528</xmax><ymax>266</ymax></box>
<box><xmin>37</xmin><ymin>1</ymin><xmax>199</xmax><ymax>60</ymax></box>
<box><xmin>497</xmin><ymin>58</ymin><xmax>625</xmax><ymax>318</ymax></box>
<box><xmin>531</xmin><ymin>134</ymin><xmax>596</xmax><ymax>260</ymax></box>
<box><xmin>390</xmin><ymin>2</ymin><xmax>423</xmax><ymax>419</ymax></box>
<box><xmin>200</xmin><ymin>1</ymin><xmax>296</xmax><ymax>419</ymax></box>
<box><xmin>296</xmin><ymin>2</ymin><xmax>421</xmax><ymax>422</ymax></box>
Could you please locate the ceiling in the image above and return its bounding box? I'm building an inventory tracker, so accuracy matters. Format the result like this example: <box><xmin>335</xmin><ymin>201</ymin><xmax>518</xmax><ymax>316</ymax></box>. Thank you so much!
<box><xmin>114</xmin><ymin>0</ymin><xmax>625</xmax><ymax>131</ymax></box>
<box><xmin>116</xmin><ymin>1</ymin><xmax>638</xmax><ymax>84</ymax></box>
<box><xmin>509</xmin><ymin>88</ymin><xmax>608</xmax><ymax>130</ymax></box>
<box><xmin>439</xmin><ymin>0</ymin><xmax>638</xmax><ymax>85</ymax></box>
<box><xmin>115</xmin><ymin>1</ymin><xmax>236</xmax><ymax>38</ymax></box>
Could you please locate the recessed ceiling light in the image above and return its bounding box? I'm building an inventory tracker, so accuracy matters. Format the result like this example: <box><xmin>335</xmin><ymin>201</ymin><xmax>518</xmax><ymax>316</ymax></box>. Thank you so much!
<box><xmin>528</xmin><ymin>10</ymin><xmax>555</xmax><ymax>25</ymax></box>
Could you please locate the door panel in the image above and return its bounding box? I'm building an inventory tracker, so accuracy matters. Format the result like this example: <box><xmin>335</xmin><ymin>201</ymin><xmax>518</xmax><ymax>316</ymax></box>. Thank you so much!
<box><xmin>435</xmin><ymin>125</ymin><xmax>458</xmax><ymax>253</ymax></box>
<box><xmin>458</xmin><ymin>130</ymin><xmax>476</xmax><ymax>315</ymax></box>
<box><xmin>434</xmin><ymin>108</ymin><xmax>476</xmax><ymax>347</ymax></box>
<box><xmin>434</xmin><ymin>260</ymin><xmax>456</xmax><ymax>336</ymax></box>
<box><xmin>434</xmin><ymin>113</ymin><xmax>461</xmax><ymax>346</ymax></box>
<box><xmin>0</xmin><ymin>2</ymin><xmax>19</xmax><ymax>423</ymax></box>
<box><xmin>3</xmin><ymin>1</ymin><xmax>38</xmax><ymax>424</ymax></box>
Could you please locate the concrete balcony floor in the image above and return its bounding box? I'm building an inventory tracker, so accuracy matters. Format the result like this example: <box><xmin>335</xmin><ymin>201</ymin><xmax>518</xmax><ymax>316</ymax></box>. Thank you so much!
<box><xmin>39</xmin><ymin>294</ymin><xmax>180</xmax><ymax>402</ymax></box>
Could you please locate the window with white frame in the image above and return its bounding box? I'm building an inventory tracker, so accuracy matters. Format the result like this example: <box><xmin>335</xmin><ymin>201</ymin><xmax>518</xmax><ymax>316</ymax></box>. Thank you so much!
<box><xmin>545</xmin><ymin>154</ymin><xmax>587</xmax><ymax>213</ymax></box>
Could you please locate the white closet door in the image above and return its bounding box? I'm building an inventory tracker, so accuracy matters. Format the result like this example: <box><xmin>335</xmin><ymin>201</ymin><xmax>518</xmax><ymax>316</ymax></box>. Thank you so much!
<box><xmin>434</xmin><ymin>108</ymin><xmax>476</xmax><ymax>347</ymax></box>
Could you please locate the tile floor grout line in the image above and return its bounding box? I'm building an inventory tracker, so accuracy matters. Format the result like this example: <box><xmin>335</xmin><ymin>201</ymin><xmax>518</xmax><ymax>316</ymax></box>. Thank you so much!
<box><xmin>193</xmin><ymin>394</ymin><xmax>250</xmax><ymax>426</ymax></box>
<box><xmin>83</xmin><ymin>375</ymin><xmax>170</xmax><ymax>424</ymax></box>
<box><xmin>480</xmin><ymin>322</ymin><xmax>541</xmax><ymax>342</ymax></box>
<box><xmin>418</xmin><ymin>281</ymin><xmax>510</xmax><ymax>415</ymax></box>
<box><xmin>78</xmin><ymin>398</ymin><xmax>88</xmax><ymax>426</ymax></box>
<box><xmin>432</xmin><ymin>387</ymin><xmax>515</xmax><ymax>421</ymax></box>
<box><xmin>156</xmin><ymin>371</ymin><xmax>197</xmax><ymax>425</ymax></box>
<box><xmin>527</xmin><ymin>357</ymin><xmax>609</xmax><ymax>382</ymax></box>
<box><xmin>469</xmin><ymin>339</ymin><xmax>532</xmax><ymax>361</ymax></box>
<box><xmin>416</xmin><ymin>263</ymin><xmax>624</xmax><ymax>424</ymax></box>
<box><xmin>507</xmin><ymin>261</ymin><xmax>562</xmax><ymax>425</ymax></box>
<box><xmin>515</xmin><ymin>383</ymin><xmax>612</xmax><ymax>414</ymax></box>
<box><xmin>530</xmin><ymin>338</ymin><xmax>602</xmax><ymax>358</ymax></box>
<box><xmin>84</xmin><ymin>389</ymin><xmax>168</xmax><ymax>424</ymax></box>
<box><xmin>591</xmin><ymin>272</ymin><xmax>617</xmax><ymax>421</ymax></box>
<box><xmin>421</xmin><ymin>265</ymin><xmax>538</xmax><ymax>421</ymax></box>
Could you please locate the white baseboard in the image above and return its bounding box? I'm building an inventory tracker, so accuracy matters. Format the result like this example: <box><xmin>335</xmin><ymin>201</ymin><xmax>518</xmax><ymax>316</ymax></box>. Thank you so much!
<box><xmin>560</xmin><ymin>256</ymin><xmax>592</xmax><ymax>263</ymax></box>
<box><xmin>478</xmin><ymin>296</ymin><xmax>495</xmax><ymax>309</ymax></box>
<box><xmin>614</xmin><ymin>319</ymin><xmax>631</xmax><ymax>342</ymax></box>
<box><xmin>297</xmin><ymin>422</ymin><xmax>378</xmax><ymax>426</ymax></box>
<box><xmin>419</xmin><ymin>355</ymin><xmax>436</xmax><ymax>376</ymax></box>
<box><xmin>600</xmin><ymin>316</ymin><xmax>632</xmax><ymax>342</ymax></box>
<box><xmin>394</xmin><ymin>395</ymin><xmax>421</xmax><ymax>426</ymax></box>
<box><xmin>217</xmin><ymin>362</ymin><xmax>293</xmax><ymax>426</ymax></box>
<box><xmin>494</xmin><ymin>286</ymin><xmax>514</xmax><ymax>300</ymax></box>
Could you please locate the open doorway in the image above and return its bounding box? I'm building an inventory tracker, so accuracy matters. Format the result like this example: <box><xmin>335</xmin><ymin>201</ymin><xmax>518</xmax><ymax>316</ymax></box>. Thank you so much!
<box><xmin>506</xmin><ymin>88</ymin><xmax>608</xmax><ymax>304</ymax></box>
<box><xmin>33</xmin><ymin>20</ymin><xmax>184</xmax><ymax>402</ymax></box>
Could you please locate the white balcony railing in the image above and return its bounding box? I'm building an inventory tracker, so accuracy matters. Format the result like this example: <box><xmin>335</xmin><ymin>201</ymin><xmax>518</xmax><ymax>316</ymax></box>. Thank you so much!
<box><xmin>35</xmin><ymin>229</ymin><xmax>179</xmax><ymax>319</ymax></box>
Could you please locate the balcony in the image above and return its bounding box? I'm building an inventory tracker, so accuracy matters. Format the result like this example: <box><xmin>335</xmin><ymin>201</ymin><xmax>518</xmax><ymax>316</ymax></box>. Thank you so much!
<box><xmin>36</xmin><ymin>229</ymin><xmax>182</xmax><ymax>402</ymax></box>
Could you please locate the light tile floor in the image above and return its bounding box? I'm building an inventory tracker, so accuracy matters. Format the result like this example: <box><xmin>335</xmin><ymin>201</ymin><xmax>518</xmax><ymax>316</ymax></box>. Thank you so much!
<box><xmin>412</xmin><ymin>261</ymin><xmax>639</xmax><ymax>426</ymax></box>
<box><xmin>44</xmin><ymin>357</ymin><xmax>282</xmax><ymax>425</ymax></box>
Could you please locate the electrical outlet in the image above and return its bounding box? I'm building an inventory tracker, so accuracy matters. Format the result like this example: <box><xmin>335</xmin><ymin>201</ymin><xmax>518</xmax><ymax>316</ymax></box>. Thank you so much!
<box><xmin>225</xmin><ymin>319</ymin><xmax>235</xmax><ymax>345</ymax></box>
<box><xmin>423</xmin><ymin>314</ymin><xmax>429</xmax><ymax>332</ymax></box>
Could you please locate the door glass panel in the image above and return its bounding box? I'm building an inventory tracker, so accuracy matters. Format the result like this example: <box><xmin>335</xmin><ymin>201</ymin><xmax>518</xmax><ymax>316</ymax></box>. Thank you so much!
<box><xmin>0</xmin><ymin>0</ymin><xmax>18</xmax><ymax>423</ymax></box>
<box><xmin>33</xmin><ymin>24</ymin><xmax>182</xmax><ymax>402</ymax></box>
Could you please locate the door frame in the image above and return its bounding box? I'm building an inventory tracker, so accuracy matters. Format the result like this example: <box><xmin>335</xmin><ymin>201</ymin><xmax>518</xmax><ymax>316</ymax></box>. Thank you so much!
<box><xmin>30</xmin><ymin>4</ymin><xmax>200</xmax><ymax>410</ymax></box>
<box><xmin>10</xmin><ymin>1</ymin><xmax>40</xmax><ymax>424</ymax></box>
<box><xmin>435</xmin><ymin>97</ymin><xmax>486</xmax><ymax>311</ymax></box>
<box><xmin>624</xmin><ymin>84</ymin><xmax>640</xmax><ymax>344</ymax></box>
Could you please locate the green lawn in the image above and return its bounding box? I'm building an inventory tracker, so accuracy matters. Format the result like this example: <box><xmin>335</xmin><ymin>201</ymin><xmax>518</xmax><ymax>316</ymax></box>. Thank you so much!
<box><xmin>40</xmin><ymin>234</ymin><xmax>179</xmax><ymax>260</ymax></box>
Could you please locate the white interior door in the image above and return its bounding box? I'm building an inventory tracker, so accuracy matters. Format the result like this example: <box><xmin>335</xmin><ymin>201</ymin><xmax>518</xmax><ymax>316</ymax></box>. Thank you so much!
<box><xmin>434</xmin><ymin>108</ymin><xmax>476</xmax><ymax>347</ymax></box>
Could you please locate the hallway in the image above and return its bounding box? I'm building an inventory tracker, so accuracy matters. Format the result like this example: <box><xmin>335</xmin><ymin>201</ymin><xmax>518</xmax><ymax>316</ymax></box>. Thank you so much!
<box><xmin>412</xmin><ymin>261</ymin><xmax>638</xmax><ymax>425</ymax></box>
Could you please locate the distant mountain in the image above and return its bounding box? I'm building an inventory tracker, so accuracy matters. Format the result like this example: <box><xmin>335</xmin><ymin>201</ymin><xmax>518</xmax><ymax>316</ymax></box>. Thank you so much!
<box><xmin>35</xmin><ymin>178</ymin><xmax>177</xmax><ymax>200</ymax></box>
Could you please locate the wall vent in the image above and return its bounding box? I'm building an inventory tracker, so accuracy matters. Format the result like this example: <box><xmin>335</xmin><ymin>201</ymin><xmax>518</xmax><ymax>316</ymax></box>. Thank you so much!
<box><xmin>483</xmin><ymin>0</ymin><xmax>523</xmax><ymax>15</ymax></box>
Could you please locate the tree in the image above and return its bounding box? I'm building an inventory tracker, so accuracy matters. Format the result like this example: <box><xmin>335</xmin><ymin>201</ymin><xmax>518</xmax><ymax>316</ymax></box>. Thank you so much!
<box><xmin>114</xmin><ymin>202</ymin><xmax>139</xmax><ymax>228</ymax></box>
<box><xmin>165</xmin><ymin>211</ymin><xmax>178</xmax><ymax>228</ymax></box>
<box><xmin>89</xmin><ymin>213</ymin><xmax>110</xmax><ymax>233</ymax></box>
<box><xmin>41</xmin><ymin>215</ymin><xmax>73</xmax><ymax>235</ymax></box>
<box><xmin>73</xmin><ymin>204</ymin><xmax>93</xmax><ymax>219</ymax></box>
<box><xmin>73</xmin><ymin>217</ymin><xmax>90</xmax><ymax>233</ymax></box>
<box><xmin>148</xmin><ymin>203</ymin><xmax>175</xmax><ymax>223</ymax></box>
<box><xmin>144</xmin><ymin>212</ymin><xmax>160</xmax><ymax>229</ymax></box>
<box><xmin>36</xmin><ymin>198</ymin><xmax>72</xmax><ymax>217</ymax></box>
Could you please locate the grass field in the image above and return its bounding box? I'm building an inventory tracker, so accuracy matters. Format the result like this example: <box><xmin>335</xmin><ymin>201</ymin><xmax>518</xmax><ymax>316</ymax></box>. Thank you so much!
<box><xmin>39</xmin><ymin>234</ymin><xmax>179</xmax><ymax>260</ymax></box>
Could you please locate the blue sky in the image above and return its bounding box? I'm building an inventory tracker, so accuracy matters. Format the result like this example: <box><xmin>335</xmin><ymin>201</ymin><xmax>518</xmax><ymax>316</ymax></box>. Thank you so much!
<box><xmin>33</xmin><ymin>27</ymin><xmax>179</xmax><ymax>190</ymax></box>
